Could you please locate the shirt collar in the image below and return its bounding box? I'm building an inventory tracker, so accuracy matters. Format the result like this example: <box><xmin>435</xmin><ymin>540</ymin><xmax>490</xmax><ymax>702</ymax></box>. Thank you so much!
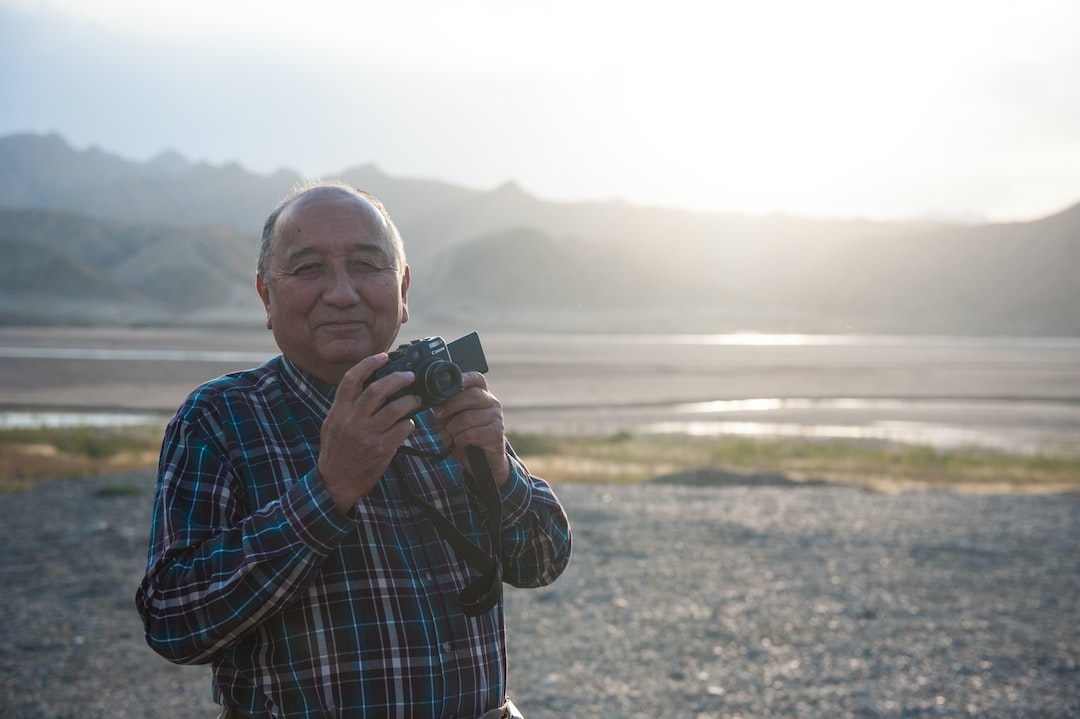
<box><xmin>277</xmin><ymin>355</ymin><xmax>336</xmax><ymax>418</ymax></box>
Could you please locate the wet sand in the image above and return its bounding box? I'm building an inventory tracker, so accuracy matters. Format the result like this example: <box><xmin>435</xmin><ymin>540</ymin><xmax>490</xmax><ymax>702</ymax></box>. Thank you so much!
<box><xmin>2</xmin><ymin>326</ymin><xmax>1079</xmax><ymax>454</ymax></box>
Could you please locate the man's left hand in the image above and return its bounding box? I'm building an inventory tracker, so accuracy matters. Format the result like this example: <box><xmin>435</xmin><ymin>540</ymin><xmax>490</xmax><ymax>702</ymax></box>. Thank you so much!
<box><xmin>431</xmin><ymin>372</ymin><xmax>510</xmax><ymax>487</ymax></box>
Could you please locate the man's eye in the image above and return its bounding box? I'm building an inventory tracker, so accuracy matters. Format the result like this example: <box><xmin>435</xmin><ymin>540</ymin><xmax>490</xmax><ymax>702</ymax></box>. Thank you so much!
<box><xmin>349</xmin><ymin>260</ymin><xmax>387</xmax><ymax>274</ymax></box>
<box><xmin>293</xmin><ymin>263</ymin><xmax>323</xmax><ymax>277</ymax></box>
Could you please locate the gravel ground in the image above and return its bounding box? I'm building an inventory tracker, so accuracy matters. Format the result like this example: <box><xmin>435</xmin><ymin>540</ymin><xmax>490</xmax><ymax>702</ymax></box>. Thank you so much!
<box><xmin>2</xmin><ymin>471</ymin><xmax>1078</xmax><ymax>718</ymax></box>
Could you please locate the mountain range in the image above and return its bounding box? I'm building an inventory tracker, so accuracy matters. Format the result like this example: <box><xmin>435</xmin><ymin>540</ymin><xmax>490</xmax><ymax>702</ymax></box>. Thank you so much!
<box><xmin>1</xmin><ymin>132</ymin><xmax>1077</xmax><ymax>335</ymax></box>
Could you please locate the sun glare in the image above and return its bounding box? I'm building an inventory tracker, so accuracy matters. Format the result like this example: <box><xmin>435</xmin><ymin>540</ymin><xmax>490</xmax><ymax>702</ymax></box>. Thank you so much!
<box><xmin>10</xmin><ymin>0</ymin><xmax>1079</xmax><ymax>221</ymax></box>
<box><xmin>597</xmin><ymin>1</ymin><xmax>1071</xmax><ymax>218</ymax></box>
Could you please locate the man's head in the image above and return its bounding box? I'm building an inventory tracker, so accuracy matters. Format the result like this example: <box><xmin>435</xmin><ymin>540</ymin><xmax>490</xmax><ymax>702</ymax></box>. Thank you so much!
<box><xmin>257</xmin><ymin>182</ymin><xmax>410</xmax><ymax>384</ymax></box>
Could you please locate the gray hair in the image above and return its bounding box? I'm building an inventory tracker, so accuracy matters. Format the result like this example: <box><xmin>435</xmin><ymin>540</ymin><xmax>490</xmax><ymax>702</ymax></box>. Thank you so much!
<box><xmin>257</xmin><ymin>181</ymin><xmax>406</xmax><ymax>279</ymax></box>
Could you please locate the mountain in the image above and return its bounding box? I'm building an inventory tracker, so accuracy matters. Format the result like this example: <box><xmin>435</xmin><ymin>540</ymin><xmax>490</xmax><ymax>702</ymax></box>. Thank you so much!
<box><xmin>1</xmin><ymin>132</ymin><xmax>1078</xmax><ymax>335</ymax></box>
<box><xmin>0</xmin><ymin>208</ymin><xmax>260</xmax><ymax>325</ymax></box>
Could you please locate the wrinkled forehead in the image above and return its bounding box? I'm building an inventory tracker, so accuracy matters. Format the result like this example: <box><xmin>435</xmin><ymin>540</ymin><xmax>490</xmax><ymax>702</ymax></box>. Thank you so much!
<box><xmin>274</xmin><ymin>190</ymin><xmax>401</xmax><ymax>262</ymax></box>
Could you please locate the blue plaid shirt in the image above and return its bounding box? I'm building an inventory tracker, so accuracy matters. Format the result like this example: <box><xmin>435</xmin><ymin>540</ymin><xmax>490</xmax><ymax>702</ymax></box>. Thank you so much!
<box><xmin>137</xmin><ymin>355</ymin><xmax>571</xmax><ymax>718</ymax></box>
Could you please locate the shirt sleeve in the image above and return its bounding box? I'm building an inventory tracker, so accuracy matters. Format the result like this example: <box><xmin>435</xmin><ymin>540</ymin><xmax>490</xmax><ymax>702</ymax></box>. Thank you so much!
<box><xmin>495</xmin><ymin>447</ymin><xmax>573</xmax><ymax>589</ymax></box>
<box><xmin>135</xmin><ymin>413</ymin><xmax>355</xmax><ymax>665</ymax></box>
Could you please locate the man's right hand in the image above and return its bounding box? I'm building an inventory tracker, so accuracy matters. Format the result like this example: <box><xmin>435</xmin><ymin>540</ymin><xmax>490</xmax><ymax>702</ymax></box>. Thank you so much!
<box><xmin>317</xmin><ymin>352</ymin><xmax>422</xmax><ymax>512</ymax></box>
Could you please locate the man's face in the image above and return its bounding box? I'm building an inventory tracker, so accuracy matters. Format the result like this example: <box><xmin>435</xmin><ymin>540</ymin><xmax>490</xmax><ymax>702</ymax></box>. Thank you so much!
<box><xmin>257</xmin><ymin>192</ymin><xmax>410</xmax><ymax>384</ymax></box>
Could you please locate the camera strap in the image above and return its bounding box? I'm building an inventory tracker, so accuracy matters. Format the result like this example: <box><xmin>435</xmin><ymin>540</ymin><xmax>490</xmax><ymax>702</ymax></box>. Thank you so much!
<box><xmin>396</xmin><ymin>445</ymin><xmax>503</xmax><ymax>617</ymax></box>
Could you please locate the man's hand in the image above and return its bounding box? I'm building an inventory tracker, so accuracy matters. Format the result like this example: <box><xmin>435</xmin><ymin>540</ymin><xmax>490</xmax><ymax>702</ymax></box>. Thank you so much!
<box><xmin>318</xmin><ymin>353</ymin><xmax>422</xmax><ymax>512</ymax></box>
<box><xmin>431</xmin><ymin>372</ymin><xmax>511</xmax><ymax>487</ymax></box>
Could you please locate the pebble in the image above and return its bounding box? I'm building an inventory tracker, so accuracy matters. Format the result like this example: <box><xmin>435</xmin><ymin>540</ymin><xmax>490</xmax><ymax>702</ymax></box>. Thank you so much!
<box><xmin>2</xmin><ymin>473</ymin><xmax>1078</xmax><ymax>718</ymax></box>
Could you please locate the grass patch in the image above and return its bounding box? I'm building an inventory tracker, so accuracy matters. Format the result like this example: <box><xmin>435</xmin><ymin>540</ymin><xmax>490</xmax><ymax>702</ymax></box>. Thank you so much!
<box><xmin>0</xmin><ymin>424</ymin><xmax>163</xmax><ymax>492</ymax></box>
<box><xmin>509</xmin><ymin>432</ymin><xmax>1080</xmax><ymax>493</ymax></box>
<box><xmin>4</xmin><ymin>425</ymin><xmax>1077</xmax><ymax>495</ymax></box>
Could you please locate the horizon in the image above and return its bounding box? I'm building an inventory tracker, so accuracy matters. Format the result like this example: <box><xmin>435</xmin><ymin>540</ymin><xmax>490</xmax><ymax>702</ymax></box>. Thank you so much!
<box><xmin>8</xmin><ymin>129</ymin><xmax>1080</xmax><ymax>227</ymax></box>
<box><xmin>2</xmin><ymin>0</ymin><xmax>1080</xmax><ymax>223</ymax></box>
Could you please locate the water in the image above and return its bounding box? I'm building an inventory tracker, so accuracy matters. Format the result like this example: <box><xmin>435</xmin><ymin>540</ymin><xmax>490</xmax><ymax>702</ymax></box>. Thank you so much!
<box><xmin>492</xmin><ymin>333</ymin><xmax>1080</xmax><ymax>457</ymax></box>
<box><xmin>0</xmin><ymin>410</ymin><xmax>167</xmax><ymax>430</ymax></box>
<box><xmin>2</xmin><ymin>331</ymin><xmax>1078</xmax><ymax>457</ymax></box>
<box><xmin>492</xmin><ymin>332</ymin><xmax>1080</xmax><ymax>349</ymax></box>
<box><xmin>0</xmin><ymin>346</ymin><xmax>272</xmax><ymax>363</ymax></box>
<box><xmin>505</xmin><ymin>397</ymin><xmax>1080</xmax><ymax>457</ymax></box>
<box><xmin>651</xmin><ymin>396</ymin><xmax>1080</xmax><ymax>453</ymax></box>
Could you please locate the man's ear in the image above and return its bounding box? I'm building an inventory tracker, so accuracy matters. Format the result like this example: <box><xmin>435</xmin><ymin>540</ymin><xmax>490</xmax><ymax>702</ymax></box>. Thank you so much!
<box><xmin>399</xmin><ymin>265</ymin><xmax>411</xmax><ymax>325</ymax></box>
<box><xmin>256</xmin><ymin>274</ymin><xmax>272</xmax><ymax>330</ymax></box>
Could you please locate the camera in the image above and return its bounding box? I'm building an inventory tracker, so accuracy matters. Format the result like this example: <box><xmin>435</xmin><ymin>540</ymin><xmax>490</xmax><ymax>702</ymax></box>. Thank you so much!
<box><xmin>368</xmin><ymin>332</ymin><xmax>488</xmax><ymax>410</ymax></box>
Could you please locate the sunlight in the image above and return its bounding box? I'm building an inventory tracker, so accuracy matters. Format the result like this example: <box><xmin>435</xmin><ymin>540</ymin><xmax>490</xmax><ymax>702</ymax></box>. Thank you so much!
<box><xmin>591</xmin><ymin>0</ymin><xmax>1080</xmax><ymax>218</ymax></box>
<box><xmin>0</xmin><ymin>411</ymin><xmax>163</xmax><ymax>429</ymax></box>
<box><xmin>8</xmin><ymin>0</ymin><xmax>1079</xmax><ymax>221</ymax></box>
<box><xmin>642</xmin><ymin>419</ymin><xmax>1009</xmax><ymax>452</ymax></box>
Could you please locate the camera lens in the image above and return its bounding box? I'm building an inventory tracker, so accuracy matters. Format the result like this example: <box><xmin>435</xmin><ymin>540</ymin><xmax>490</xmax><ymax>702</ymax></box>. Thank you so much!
<box><xmin>421</xmin><ymin>360</ymin><xmax>463</xmax><ymax>401</ymax></box>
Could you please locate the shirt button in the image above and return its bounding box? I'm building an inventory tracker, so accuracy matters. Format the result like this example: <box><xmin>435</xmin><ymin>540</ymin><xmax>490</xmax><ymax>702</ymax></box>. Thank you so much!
<box><xmin>424</xmin><ymin>572</ymin><xmax>434</xmax><ymax>583</ymax></box>
<box><xmin>442</xmin><ymin>641</ymin><xmax>452</xmax><ymax>653</ymax></box>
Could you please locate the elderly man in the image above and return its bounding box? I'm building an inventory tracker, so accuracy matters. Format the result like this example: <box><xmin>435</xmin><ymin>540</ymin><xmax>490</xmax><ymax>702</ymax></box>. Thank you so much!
<box><xmin>137</xmin><ymin>182</ymin><xmax>572</xmax><ymax>719</ymax></box>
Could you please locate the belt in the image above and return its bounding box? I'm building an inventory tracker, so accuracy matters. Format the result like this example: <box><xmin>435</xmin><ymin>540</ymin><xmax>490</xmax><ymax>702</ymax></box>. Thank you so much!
<box><xmin>479</xmin><ymin>700</ymin><xmax>516</xmax><ymax>719</ymax></box>
<box><xmin>484</xmin><ymin>698</ymin><xmax>523</xmax><ymax>719</ymax></box>
<box><xmin>218</xmin><ymin>698</ymin><xmax>521</xmax><ymax>719</ymax></box>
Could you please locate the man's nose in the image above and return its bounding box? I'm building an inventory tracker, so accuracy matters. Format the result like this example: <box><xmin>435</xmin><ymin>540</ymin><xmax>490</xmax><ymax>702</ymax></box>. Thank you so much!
<box><xmin>321</xmin><ymin>265</ymin><xmax>361</xmax><ymax>305</ymax></box>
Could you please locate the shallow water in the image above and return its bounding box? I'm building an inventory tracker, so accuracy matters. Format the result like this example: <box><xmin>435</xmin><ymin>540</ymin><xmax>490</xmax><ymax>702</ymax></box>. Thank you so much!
<box><xmin>2</xmin><ymin>327</ymin><xmax>1078</xmax><ymax>456</ymax></box>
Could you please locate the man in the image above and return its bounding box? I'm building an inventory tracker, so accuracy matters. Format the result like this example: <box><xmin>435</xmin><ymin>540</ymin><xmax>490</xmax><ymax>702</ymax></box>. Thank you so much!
<box><xmin>137</xmin><ymin>182</ymin><xmax>572</xmax><ymax>718</ymax></box>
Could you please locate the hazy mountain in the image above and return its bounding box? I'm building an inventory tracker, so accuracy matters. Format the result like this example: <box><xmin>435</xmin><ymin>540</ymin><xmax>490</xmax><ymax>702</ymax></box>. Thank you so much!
<box><xmin>1</xmin><ymin>132</ymin><xmax>1077</xmax><ymax>335</ymax></box>
<box><xmin>0</xmin><ymin>208</ymin><xmax>260</xmax><ymax>325</ymax></box>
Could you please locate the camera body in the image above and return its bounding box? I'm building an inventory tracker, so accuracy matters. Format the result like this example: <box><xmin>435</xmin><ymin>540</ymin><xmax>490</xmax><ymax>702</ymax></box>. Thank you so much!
<box><xmin>368</xmin><ymin>333</ymin><xmax>488</xmax><ymax>410</ymax></box>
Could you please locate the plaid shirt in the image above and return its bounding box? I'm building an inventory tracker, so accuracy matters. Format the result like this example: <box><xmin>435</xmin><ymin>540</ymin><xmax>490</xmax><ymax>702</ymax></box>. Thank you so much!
<box><xmin>136</xmin><ymin>355</ymin><xmax>571</xmax><ymax>718</ymax></box>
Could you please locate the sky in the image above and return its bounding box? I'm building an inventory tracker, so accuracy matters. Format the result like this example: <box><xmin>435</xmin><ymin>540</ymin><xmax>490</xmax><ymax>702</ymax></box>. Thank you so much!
<box><xmin>2</xmin><ymin>0</ymin><xmax>1079</xmax><ymax>223</ymax></box>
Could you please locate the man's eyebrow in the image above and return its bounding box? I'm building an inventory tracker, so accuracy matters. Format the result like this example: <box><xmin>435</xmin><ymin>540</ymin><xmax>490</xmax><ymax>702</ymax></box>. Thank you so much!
<box><xmin>284</xmin><ymin>246</ymin><xmax>319</xmax><ymax>263</ymax></box>
<box><xmin>284</xmin><ymin>243</ymin><xmax>394</xmax><ymax>263</ymax></box>
<box><xmin>350</xmin><ymin>243</ymin><xmax>395</xmax><ymax>259</ymax></box>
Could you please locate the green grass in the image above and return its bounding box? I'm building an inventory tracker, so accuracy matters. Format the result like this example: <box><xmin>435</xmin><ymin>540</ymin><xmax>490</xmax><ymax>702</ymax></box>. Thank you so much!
<box><xmin>2</xmin><ymin>425</ymin><xmax>1077</xmax><ymax>494</ymax></box>
<box><xmin>507</xmin><ymin>431</ymin><xmax>1080</xmax><ymax>492</ymax></box>
<box><xmin>1</xmin><ymin>424</ymin><xmax>163</xmax><ymax>457</ymax></box>
<box><xmin>0</xmin><ymin>423</ymin><xmax>164</xmax><ymax>492</ymax></box>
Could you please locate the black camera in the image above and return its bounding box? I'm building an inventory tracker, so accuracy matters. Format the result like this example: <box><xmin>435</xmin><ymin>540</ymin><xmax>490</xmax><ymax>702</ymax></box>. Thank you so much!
<box><xmin>368</xmin><ymin>332</ymin><xmax>488</xmax><ymax>410</ymax></box>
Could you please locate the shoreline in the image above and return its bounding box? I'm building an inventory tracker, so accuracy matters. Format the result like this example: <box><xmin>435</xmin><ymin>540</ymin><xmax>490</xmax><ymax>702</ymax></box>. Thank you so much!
<box><xmin>2</xmin><ymin>325</ymin><xmax>1078</xmax><ymax>461</ymax></box>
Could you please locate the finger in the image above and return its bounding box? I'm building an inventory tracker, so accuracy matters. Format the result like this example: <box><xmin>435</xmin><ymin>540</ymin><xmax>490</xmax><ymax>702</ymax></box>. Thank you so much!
<box><xmin>441</xmin><ymin>405</ymin><xmax>505</xmax><ymax>447</ymax></box>
<box><xmin>378</xmin><ymin>414</ymin><xmax>418</xmax><ymax>452</ymax></box>
<box><xmin>453</xmin><ymin>422</ymin><xmax>505</xmax><ymax>452</ymax></box>
<box><xmin>336</xmin><ymin>353</ymin><xmax>390</xmax><ymax>402</ymax></box>
<box><xmin>363</xmin><ymin>370</ymin><xmax>417</xmax><ymax>410</ymax></box>
<box><xmin>433</xmin><ymin>384</ymin><xmax>499</xmax><ymax>421</ymax></box>
<box><xmin>459</xmin><ymin>371</ymin><xmax>488</xmax><ymax>391</ymax></box>
<box><xmin>375</xmin><ymin>393</ymin><xmax>423</xmax><ymax>429</ymax></box>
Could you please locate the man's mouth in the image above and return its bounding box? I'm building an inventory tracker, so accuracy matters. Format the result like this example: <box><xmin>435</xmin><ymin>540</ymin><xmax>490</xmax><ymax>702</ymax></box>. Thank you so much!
<box><xmin>317</xmin><ymin>319</ymin><xmax>367</xmax><ymax>332</ymax></box>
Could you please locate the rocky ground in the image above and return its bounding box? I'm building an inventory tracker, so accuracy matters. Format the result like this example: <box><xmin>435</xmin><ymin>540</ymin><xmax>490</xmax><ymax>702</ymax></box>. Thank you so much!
<box><xmin>1</xmin><ymin>471</ymin><xmax>1078</xmax><ymax>718</ymax></box>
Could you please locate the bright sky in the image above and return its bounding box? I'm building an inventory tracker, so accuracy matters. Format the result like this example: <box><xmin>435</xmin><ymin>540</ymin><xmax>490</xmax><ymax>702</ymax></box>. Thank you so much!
<box><xmin>2</xmin><ymin>0</ymin><xmax>1079</xmax><ymax>222</ymax></box>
